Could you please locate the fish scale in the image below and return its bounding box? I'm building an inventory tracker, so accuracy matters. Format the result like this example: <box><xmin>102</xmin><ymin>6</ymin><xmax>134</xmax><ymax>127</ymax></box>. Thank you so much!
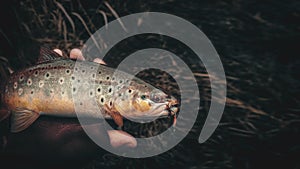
<box><xmin>1</xmin><ymin>47</ymin><xmax>179</xmax><ymax>133</ymax></box>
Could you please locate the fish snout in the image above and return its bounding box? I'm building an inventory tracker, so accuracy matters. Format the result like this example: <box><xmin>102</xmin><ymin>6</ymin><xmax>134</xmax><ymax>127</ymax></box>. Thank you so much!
<box><xmin>166</xmin><ymin>96</ymin><xmax>179</xmax><ymax>116</ymax></box>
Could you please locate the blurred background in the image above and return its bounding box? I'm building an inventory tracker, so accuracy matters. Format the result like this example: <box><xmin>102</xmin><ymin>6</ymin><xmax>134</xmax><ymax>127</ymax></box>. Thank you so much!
<box><xmin>0</xmin><ymin>0</ymin><xmax>299</xmax><ymax>169</ymax></box>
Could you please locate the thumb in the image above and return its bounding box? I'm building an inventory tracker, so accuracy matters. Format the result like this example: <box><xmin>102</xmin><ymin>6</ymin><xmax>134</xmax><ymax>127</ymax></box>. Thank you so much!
<box><xmin>107</xmin><ymin>130</ymin><xmax>137</xmax><ymax>148</ymax></box>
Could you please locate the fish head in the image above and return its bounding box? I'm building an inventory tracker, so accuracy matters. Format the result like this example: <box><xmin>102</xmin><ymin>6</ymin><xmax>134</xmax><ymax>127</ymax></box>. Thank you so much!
<box><xmin>114</xmin><ymin>81</ymin><xmax>179</xmax><ymax>122</ymax></box>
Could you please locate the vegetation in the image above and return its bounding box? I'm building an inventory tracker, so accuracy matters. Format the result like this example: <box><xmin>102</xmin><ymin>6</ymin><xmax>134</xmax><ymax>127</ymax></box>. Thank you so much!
<box><xmin>0</xmin><ymin>0</ymin><xmax>299</xmax><ymax>169</ymax></box>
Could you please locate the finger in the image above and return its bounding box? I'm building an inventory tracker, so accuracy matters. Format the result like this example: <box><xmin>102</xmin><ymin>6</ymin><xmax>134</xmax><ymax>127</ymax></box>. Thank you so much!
<box><xmin>93</xmin><ymin>58</ymin><xmax>106</xmax><ymax>65</ymax></box>
<box><xmin>107</xmin><ymin>130</ymin><xmax>137</xmax><ymax>148</ymax></box>
<box><xmin>53</xmin><ymin>49</ymin><xmax>63</xmax><ymax>56</ymax></box>
<box><xmin>70</xmin><ymin>48</ymin><xmax>85</xmax><ymax>60</ymax></box>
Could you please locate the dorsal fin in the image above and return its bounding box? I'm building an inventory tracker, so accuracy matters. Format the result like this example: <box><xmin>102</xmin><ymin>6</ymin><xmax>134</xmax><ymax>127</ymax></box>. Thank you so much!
<box><xmin>37</xmin><ymin>46</ymin><xmax>63</xmax><ymax>64</ymax></box>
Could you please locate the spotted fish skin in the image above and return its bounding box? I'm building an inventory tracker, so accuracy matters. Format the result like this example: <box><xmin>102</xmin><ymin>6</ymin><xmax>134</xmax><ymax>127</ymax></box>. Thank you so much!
<box><xmin>1</xmin><ymin>48</ymin><xmax>179</xmax><ymax>132</ymax></box>
<box><xmin>4</xmin><ymin>59</ymin><xmax>84</xmax><ymax>117</ymax></box>
<box><xmin>3</xmin><ymin>59</ymin><xmax>127</xmax><ymax>118</ymax></box>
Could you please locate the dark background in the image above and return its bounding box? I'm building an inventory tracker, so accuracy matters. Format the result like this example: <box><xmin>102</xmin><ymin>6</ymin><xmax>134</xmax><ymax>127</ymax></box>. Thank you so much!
<box><xmin>0</xmin><ymin>0</ymin><xmax>299</xmax><ymax>169</ymax></box>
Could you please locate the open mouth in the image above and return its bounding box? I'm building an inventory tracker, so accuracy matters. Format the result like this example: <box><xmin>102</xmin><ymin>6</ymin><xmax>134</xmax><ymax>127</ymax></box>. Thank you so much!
<box><xmin>166</xmin><ymin>98</ymin><xmax>179</xmax><ymax>126</ymax></box>
<box><xmin>166</xmin><ymin>98</ymin><xmax>179</xmax><ymax>116</ymax></box>
<box><xmin>127</xmin><ymin>97</ymin><xmax>179</xmax><ymax>124</ymax></box>
<box><xmin>157</xmin><ymin>99</ymin><xmax>179</xmax><ymax>117</ymax></box>
<box><xmin>167</xmin><ymin>103</ymin><xmax>179</xmax><ymax>116</ymax></box>
<box><xmin>155</xmin><ymin>99</ymin><xmax>179</xmax><ymax>126</ymax></box>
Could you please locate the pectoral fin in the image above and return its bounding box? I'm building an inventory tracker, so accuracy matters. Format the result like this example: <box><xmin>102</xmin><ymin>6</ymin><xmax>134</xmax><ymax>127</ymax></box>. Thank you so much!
<box><xmin>110</xmin><ymin>111</ymin><xmax>123</xmax><ymax>129</ymax></box>
<box><xmin>104</xmin><ymin>104</ymin><xmax>123</xmax><ymax>129</ymax></box>
<box><xmin>10</xmin><ymin>109</ymin><xmax>40</xmax><ymax>133</ymax></box>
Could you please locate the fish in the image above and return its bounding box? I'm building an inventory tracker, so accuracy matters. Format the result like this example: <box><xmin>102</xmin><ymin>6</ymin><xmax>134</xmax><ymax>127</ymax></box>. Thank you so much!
<box><xmin>0</xmin><ymin>47</ymin><xmax>179</xmax><ymax>133</ymax></box>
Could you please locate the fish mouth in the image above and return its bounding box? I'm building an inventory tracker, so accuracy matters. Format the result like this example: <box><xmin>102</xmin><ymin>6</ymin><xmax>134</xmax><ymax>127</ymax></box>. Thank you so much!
<box><xmin>166</xmin><ymin>99</ymin><xmax>179</xmax><ymax>117</ymax></box>
<box><xmin>158</xmin><ymin>97</ymin><xmax>179</xmax><ymax>118</ymax></box>
<box><xmin>161</xmin><ymin>98</ymin><xmax>179</xmax><ymax>126</ymax></box>
<box><xmin>119</xmin><ymin>97</ymin><xmax>179</xmax><ymax>124</ymax></box>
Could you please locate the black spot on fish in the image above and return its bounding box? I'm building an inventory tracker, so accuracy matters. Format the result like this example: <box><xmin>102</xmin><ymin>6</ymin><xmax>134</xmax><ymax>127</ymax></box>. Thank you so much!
<box><xmin>19</xmin><ymin>75</ymin><xmax>24</xmax><ymax>81</ymax></box>
<box><xmin>65</xmin><ymin>69</ymin><xmax>71</xmax><ymax>74</ymax></box>
<box><xmin>108</xmin><ymin>87</ymin><xmax>112</xmax><ymax>93</ymax></box>
<box><xmin>34</xmin><ymin>70</ymin><xmax>39</xmax><ymax>76</ymax></box>
<box><xmin>97</xmin><ymin>87</ymin><xmax>101</xmax><ymax>93</ymax></box>
<box><xmin>13</xmin><ymin>82</ymin><xmax>18</xmax><ymax>89</ymax></box>
<box><xmin>27</xmin><ymin>79</ymin><xmax>32</xmax><ymax>86</ymax></box>
<box><xmin>39</xmin><ymin>80</ymin><xmax>44</xmax><ymax>88</ymax></box>
<box><xmin>59</xmin><ymin>78</ymin><xmax>64</xmax><ymax>84</ymax></box>
<box><xmin>45</xmin><ymin>72</ymin><xmax>51</xmax><ymax>79</ymax></box>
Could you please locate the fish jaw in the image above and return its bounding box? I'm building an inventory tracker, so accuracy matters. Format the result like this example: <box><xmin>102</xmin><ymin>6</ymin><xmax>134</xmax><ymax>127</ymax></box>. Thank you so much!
<box><xmin>114</xmin><ymin>96</ymin><xmax>179</xmax><ymax>123</ymax></box>
<box><xmin>148</xmin><ymin>97</ymin><xmax>179</xmax><ymax>118</ymax></box>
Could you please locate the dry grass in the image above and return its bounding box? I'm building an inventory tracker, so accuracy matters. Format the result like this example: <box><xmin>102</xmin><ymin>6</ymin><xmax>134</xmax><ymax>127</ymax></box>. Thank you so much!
<box><xmin>0</xmin><ymin>0</ymin><xmax>299</xmax><ymax>169</ymax></box>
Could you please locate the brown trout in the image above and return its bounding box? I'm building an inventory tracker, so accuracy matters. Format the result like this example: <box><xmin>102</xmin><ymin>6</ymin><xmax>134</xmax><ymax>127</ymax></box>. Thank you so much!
<box><xmin>0</xmin><ymin>47</ymin><xmax>178</xmax><ymax>132</ymax></box>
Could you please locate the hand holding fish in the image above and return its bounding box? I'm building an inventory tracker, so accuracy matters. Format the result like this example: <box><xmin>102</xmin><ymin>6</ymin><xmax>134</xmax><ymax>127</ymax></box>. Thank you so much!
<box><xmin>0</xmin><ymin>48</ymin><xmax>137</xmax><ymax>169</ymax></box>
<box><xmin>0</xmin><ymin>46</ymin><xmax>178</xmax><ymax>168</ymax></box>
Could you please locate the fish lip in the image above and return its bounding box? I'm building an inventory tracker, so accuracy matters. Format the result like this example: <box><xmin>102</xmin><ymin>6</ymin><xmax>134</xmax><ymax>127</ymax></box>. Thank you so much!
<box><xmin>124</xmin><ymin>99</ymin><xmax>179</xmax><ymax>120</ymax></box>
<box><xmin>154</xmin><ymin>103</ymin><xmax>179</xmax><ymax>119</ymax></box>
<box><xmin>166</xmin><ymin>100</ymin><xmax>179</xmax><ymax>126</ymax></box>
<box><xmin>163</xmin><ymin>99</ymin><xmax>179</xmax><ymax>117</ymax></box>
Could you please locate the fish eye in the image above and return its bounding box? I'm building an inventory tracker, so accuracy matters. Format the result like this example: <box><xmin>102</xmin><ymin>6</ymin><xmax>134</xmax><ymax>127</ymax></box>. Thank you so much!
<box><xmin>140</xmin><ymin>95</ymin><xmax>147</xmax><ymax>100</ymax></box>
<box><xmin>151</xmin><ymin>94</ymin><xmax>164</xmax><ymax>103</ymax></box>
<box><xmin>153</xmin><ymin>96</ymin><xmax>160</xmax><ymax>102</ymax></box>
